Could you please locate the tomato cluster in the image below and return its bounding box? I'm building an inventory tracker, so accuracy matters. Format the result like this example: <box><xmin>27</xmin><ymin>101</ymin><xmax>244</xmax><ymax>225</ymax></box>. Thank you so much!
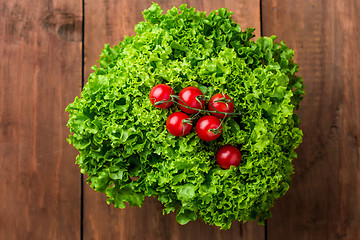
<box><xmin>149</xmin><ymin>84</ymin><xmax>241</xmax><ymax>169</ymax></box>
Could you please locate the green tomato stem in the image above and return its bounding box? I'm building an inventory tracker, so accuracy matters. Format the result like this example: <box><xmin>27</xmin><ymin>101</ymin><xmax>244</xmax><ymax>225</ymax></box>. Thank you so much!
<box><xmin>170</xmin><ymin>95</ymin><xmax>242</xmax><ymax>116</ymax></box>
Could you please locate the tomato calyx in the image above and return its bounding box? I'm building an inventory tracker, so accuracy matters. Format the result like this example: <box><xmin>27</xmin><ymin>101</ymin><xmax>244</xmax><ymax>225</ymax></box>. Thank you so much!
<box><xmin>196</xmin><ymin>115</ymin><xmax>223</xmax><ymax>141</ymax></box>
<box><xmin>182</xmin><ymin>118</ymin><xmax>193</xmax><ymax>136</ymax></box>
<box><xmin>166</xmin><ymin>112</ymin><xmax>192</xmax><ymax>137</ymax></box>
<box><xmin>182</xmin><ymin>118</ymin><xmax>193</xmax><ymax>125</ymax></box>
<box><xmin>195</xmin><ymin>95</ymin><xmax>207</xmax><ymax>104</ymax></box>
<box><xmin>213</xmin><ymin>94</ymin><xmax>233</xmax><ymax>108</ymax></box>
<box><xmin>209</xmin><ymin>125</ymin><xmax>222</xmax><ymax>135</ymax></box>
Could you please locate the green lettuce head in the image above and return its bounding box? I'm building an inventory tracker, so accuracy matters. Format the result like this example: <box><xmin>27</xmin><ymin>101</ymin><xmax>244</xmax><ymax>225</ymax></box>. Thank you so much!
<box><xmin>66</xmin><ymin>3</ymin><xmax>305</xmax><ymax>229</ymax></box>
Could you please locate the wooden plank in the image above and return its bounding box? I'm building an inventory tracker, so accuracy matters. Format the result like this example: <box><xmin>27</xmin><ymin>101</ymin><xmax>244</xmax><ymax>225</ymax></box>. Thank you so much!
<box><xmin>262</xmin><ymin>0</ymin><xmax>360</xmax><ymax>239</ymax></box>
<box><xmin>0</xmin><ymin>0</ymin><xmax>82</xmax><ymax>239</ymax></box>
<box><xmin>83</xmin><ymin>0</ymin><xmax>263</xmax><ymax>239</ymax></box>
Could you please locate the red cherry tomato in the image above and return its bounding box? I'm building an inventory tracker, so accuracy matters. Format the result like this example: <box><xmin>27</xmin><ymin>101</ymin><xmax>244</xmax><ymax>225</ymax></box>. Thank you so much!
<box><xmin>208</xmin><ymin>93</ymin><xmax>235</xmax><ymax>119</ymax></box>
<box><xmin>149</xmin><ymin>84</ymin><xmax>174</xmax><ymax>109</ymax></box>
<box><xmin>166</xmin><ymin>112</ymin><xmax>192</xmax><ymax>137</ymax></box>
<box><xmin>195</xmin><ymin>115</ymin><xmax>222</xmax><ymax>141</ymax></box>
<box><xmin>216</xmin><ymin>145</ymin><xmax>241</xmax><ymax>169</ymax></box>
<box><xmin>178</xmin><ymin>86</ymin><xmax>205</xmax><ymax>114</ymax></box>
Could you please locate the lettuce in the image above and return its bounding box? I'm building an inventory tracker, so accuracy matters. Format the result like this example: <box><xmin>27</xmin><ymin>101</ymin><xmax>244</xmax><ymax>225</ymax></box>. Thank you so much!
<box><xmin>66</xmin><ymin>3</ymin><xmax>305</xmax><ymax>229</ymax></box>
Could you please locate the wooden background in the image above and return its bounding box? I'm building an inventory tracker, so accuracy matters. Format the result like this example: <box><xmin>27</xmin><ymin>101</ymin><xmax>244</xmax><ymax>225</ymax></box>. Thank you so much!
<box><xmin>0</xmin><ymin>0</ymin><xmax>359</xmax><ymax>239</ymax></box>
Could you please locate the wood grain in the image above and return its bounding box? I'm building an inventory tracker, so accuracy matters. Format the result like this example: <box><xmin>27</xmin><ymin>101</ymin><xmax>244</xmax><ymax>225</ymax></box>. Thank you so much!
<box><xmin>1</xmin><ymin>0</ymin><xmax>358</xmax><ymax>239</ymax></box>
<box><xmin>83</xmin><ymin>1</ymin><xmax>263</xmax><ymax>239</ymax></box>
<box><xmin>262</xmin><ymin>0</ymin><xmax>360</xmax><ymax>239</ymax></box>
<box><xmin>0</xmin><ymin>0</ymin><xmax>82</xmax><ymax>239</ymax></box>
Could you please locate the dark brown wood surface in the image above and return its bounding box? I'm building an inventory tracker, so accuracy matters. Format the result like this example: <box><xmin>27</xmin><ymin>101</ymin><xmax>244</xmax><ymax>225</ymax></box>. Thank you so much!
<box><xmin>0</xmin><ymin>0</ymin><xmax>82</xmax><ymax>239</ymax></box>
<box><xmin>262</xmin><ymin>0</ymin><xmax>360</xmax><ymax>239</ymax></box>
<box><xmin>83</xmin><ymin>1</ymin><xmax>264</xmax><ymax>239</ymax></box>
<box><xmin>1</xmin><ymin>0</ymin><xmax>360</xmax><ymax>239</ymax></box>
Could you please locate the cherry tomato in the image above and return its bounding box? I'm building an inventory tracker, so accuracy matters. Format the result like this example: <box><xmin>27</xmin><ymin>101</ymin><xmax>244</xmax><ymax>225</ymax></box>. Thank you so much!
<box><xmin>216</xmin><ymin>145</ymin><xmax>241</xmax><ymax>169</ymax></box>
<box><xmin>166</xmin><ymin>112</ymin><xmax>192</xmax><ymax>137</ymax></box>
<box><xmin>149</xmin><ymin>84</ymin><xmax>174</xmax><ymax>109</ymax></box>
<box><xmin>178</xmin><ymin>86</ymin><xmax>205</xmax><ymax>114</ymax></box>
<box><xmin>195</xmin><ymin>115</ymin><xmax>222</xmax><ymax>141</ymax></box>
<box><xmin>208</xmin><ymin>93</ymin><xmax>235</xmax><ymax>119</ymax></box>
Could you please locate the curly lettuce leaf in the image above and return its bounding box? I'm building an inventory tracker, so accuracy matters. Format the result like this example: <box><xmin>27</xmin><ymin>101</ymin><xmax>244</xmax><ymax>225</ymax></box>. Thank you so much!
<box><xmin>66</xmin><ymin>3</ymin><xmax>305</xmax><ymax>229</ymax></box>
